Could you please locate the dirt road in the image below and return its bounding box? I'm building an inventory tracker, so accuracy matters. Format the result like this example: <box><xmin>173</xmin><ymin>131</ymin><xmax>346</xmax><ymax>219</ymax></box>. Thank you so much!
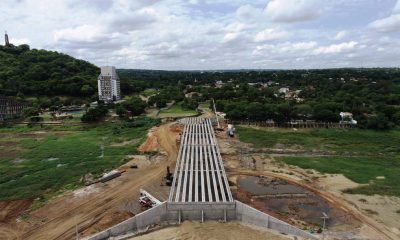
<box><xmin>19</xmin><ymin>123</ymin><xmax>180</xmax><ymax>240</ymax></box>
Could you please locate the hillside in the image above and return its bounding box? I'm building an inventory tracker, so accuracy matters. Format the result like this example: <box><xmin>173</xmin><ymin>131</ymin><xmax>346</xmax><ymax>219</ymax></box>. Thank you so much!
<box><xmin>0</xmin><ymin>44</ymin><xmax>99</xmax><ymax>98</ymax></box>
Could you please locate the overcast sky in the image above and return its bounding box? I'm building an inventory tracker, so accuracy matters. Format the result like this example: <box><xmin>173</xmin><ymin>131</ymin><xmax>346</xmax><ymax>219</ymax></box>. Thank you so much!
<box><xmin>2</xmin><ymin>0</ymin><xmax>400</xmax><ymax>70</ymax></box>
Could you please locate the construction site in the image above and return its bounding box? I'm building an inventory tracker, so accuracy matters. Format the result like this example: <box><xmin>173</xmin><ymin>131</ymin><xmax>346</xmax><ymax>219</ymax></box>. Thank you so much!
<box><xmin>1</xmin><ymin>108</ymin><xmax>398</xmax><ymax>240</ymax></box>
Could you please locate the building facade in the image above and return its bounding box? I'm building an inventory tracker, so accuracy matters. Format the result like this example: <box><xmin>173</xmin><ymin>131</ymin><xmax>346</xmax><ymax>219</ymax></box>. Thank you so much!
<box><xmin>0</xmin><ymin>95</ymin><xmax>26</xmax><ymax>122</ymax></box>
<box><xmin>97</xmin><ymin>66</ymin><xmax>121</xmax><ymax>102</ymax></box>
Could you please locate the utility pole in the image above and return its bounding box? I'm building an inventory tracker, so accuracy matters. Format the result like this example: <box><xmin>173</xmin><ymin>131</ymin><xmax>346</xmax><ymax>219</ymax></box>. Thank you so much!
<box><xmin>212</xmin><ymin>98</ymin><xmax>220</xmax><ymax>128</ymax></box>
<box><xmin>75</xmin><ymin>224</ymin><xmax>79</xmax><ymax>240</ymax></box>
<box><xmin>321</xmin><ymin>212</ymin><xmax>329</xmax><ymax>239</ymax></box>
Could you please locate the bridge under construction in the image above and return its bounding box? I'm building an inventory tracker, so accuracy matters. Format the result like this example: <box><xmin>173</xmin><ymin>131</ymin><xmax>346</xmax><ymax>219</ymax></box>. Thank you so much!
<box><xmin>86</xmin><ymin>117</ymin><xmax>317</xmax><ymax>240</ymax></box>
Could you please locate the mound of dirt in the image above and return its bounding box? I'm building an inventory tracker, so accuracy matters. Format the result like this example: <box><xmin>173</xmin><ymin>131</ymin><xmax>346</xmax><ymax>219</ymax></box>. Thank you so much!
<box><xmin>138</xmin><ymin>127</ymin><xmax>160</xmax><ymax>152</ymax></box>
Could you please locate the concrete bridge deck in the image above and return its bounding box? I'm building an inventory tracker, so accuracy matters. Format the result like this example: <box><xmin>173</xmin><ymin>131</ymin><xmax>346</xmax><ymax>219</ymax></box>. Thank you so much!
<box><xmin>169</xmin><ymin>117</ymin><xmax>232</xmax><ymax>203</ymax></box>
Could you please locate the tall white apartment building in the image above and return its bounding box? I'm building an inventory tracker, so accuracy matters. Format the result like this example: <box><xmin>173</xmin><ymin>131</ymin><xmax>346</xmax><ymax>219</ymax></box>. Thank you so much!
<box><xmin>97</xmin><ymin>66</ymin><xmax>121</xmax><ymax>102</ymax></box>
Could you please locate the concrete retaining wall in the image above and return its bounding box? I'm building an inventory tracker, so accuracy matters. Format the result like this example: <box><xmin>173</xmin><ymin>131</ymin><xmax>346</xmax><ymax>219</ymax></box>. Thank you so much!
<box><xmin>85</xmin><ymin>203</ymin><xmax>170</xmax><ymax>240</ymax></box>
<box><xmin>86</xmin><ymin>201</ymin><xmax>318</xmax><ymax>240</ymax></box>
<box><xmin>235</xmin><ymin>201</ymin><xmax>318</xmax><ymax>239</ymax></box>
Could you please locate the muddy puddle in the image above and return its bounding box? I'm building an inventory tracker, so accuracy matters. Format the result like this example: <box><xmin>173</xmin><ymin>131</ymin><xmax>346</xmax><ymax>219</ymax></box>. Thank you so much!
<box><xmin>239</xmin><ymin>176</ymin><xmax>305</xmax><ymax>195</ymax></box>
<box><xmin>237</xmin><ymin>176</ymin><xmax>355</xmax><ymax>228</ymax></box>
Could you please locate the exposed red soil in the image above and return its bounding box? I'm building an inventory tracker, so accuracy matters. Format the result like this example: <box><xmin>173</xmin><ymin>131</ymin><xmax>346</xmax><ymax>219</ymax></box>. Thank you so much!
<box><xmin>0</xmin><ymin>200</ymin><xmax>32</xmax><ymax>223</ymax></box>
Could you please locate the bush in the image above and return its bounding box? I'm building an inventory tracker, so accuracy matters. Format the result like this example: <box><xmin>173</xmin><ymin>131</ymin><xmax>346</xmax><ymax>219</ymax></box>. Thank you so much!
<box><xmin>366</xmin><ymin>114</ymin><xmax>392</xmax><ymax>130</ymax></box>
<box><xmin>23</xmin><ymin>107</ymin><xmax>39</xmax><ymax>117</ymax></box>
<box><xmin>182</xmin><ymin>97</ymin><xmax>199</xmax><ymax>110</ymax></box>
<box><xmin>81</xmin><ymin>106</ymin><xmax>108</xmax><ymax>122</ymax></box>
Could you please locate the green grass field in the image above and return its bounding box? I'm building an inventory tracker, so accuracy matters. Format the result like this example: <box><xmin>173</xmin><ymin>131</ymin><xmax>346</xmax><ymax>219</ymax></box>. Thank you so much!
<box><xmin>0</xmin><ymin>118</ymin><xmax>159</xmax><ymax>201</ymax></box>
<box><xmin>236</xmin><ymin>127</ymin><xmax>400</xmax><ymax>155</ymax></box>
<box><xmin>141</xmin><ymin>88</ymin><xmax>158</xmax><ymax>96</ymax></box>
<box><xmin>237</xmin><ymin>126</ymin><xmax>400</xmax><ymax>197</ymax></box>
<box><xmin>158</xmin><ymin>102</ymin><xmax>198</xmax><ymax>118</ymax></box>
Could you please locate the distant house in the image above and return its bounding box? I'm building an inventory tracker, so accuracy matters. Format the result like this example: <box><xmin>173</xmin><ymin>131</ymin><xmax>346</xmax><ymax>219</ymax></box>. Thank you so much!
<box><xmin>98</xmin><ymin>66</ymin><xmax>121</xmax><ymax>103</ymax></box>
<box><xmin>285</xmin><ymin>90</ymin><xmax>303</xmax><ymax>102</ymax></box>
<box><xmin>216</xmin><ymin>111</ymin><xmax>226</xmax><ymax>119</ymax></box>
<box><xmin>267</xmin><ymin>81</ymin><xmax>275</xmax><ymax>86</ymax></box>
<box><xmin>278</xmin><ymin>87</ymin><xmax>290</xmax><ymax>94</ymax></box>
<box><xmin>185</xmin><ymin>92</ymin><xmax>202</xmax><ymax>98</ymax></box>
<box><xmin>0</xmin><ymin>95</ymin><xmax>27</xmax><ymax>123</ymax></box>
<box><xmin>340</xmin><ymin>112</ymin><xmax>357</xmax><ymax>125</ymax></box>
<box><xmin>215</xmin><ymin>81</ymin><xmax>225</xmax><ymax>88</ymax></box>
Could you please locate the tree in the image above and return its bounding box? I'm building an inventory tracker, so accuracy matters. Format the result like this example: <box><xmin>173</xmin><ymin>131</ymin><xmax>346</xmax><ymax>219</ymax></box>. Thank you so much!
<box><xmin>313</xmin><ymin>104</ymin><xmax>340</xmax><ymax>122</ymax></box>
<box><xmin>81</xmin><ymin>106</ymin><xmax>108</xmax><ymax>122</ymax></box>
<box><xmin>122</xmin><ymin>97</ymin><xmax>147</xmax><ymax>116</ymax></box>
<box><xmin>115</xmin><ymin>105</ymin><xmax>127</xmax><ymax>118</ymax></box>
<box><xmin>0</xmin><ymin>44</ymin><xmax>98</xmax><ymax>97</ymax></box>
<box><xmin>294</xmin><ymin>104</ymin><xmax>312</xmax><ymax>119</ymax></box>
<box><xmin>23</xmin><ymin>107</ymin><xmax>39</xmax><ymax>117</ymax></box>
<box><xmin>366</xmin><ymin>114</ymin><xmax>392</xmax><ymax>130</ymax></box>
<box><xmin>182</xmin><ymin>97</ymin><xmax>199</xmax><ymax>110</ymax></box>
<box><xmin>81</xmin><ymin>84</ymin><xmax>94</xmax><ymax>97</ymax></box>
<box><xmin>156</xmin><ymin>99</ymin><xmax>167</xmax><ymax>108</ymax></box>
<box><xmin>247</xmin><ymin>102</ymin><xmax>265</xmax><ymax>121</ymax></box>
<box><xmin>313</xmin><ymin>109</ymin><xmax>339</xmax><ymax>122</ymax></box>
<box><xmin>393</xmin><ymin>111</ymin><xmax>400</xmax><ymax>125</ymax></box>
<box><xmin>277</xmin><ymin>103</ymin><xmax>293</xmax><ymax>122</ymax></box>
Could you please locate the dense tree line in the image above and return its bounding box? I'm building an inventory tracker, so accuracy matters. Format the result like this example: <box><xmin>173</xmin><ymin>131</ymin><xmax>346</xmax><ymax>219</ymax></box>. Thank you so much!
<box><xmin>0</xmin><ymin>44</ymin><xmax>99</xmax><ymax>98</ymax></box>
<box><xmin>119</xmin><ymin>68</ymin><xmax>400</xmax><ymax>129</ymax></box>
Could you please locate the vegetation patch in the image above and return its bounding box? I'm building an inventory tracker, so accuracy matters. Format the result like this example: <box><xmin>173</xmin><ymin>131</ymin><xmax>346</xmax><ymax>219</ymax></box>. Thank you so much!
<box><xmin>236</xmin><ymin>126</ymin><xmax>400</xmax><ymax>155</ymax></box>
<box><xmin>158</xmin><ymin>102</ymin><xmax>198</xmax><ymax>118</ymax></box>
<box><xmin>279</xmin><ymin>156</ymin><xmax>400</xmax><ymax>196</ymax></box>
<box><xmin>141</xmin><ymin>88</ymin><xmax>158</xmax><ymax>96</ymax></box>
<box><xmin>0</xmin><ymin>117</ymin><xmax>158</xmax><ymax>201</ymax></box>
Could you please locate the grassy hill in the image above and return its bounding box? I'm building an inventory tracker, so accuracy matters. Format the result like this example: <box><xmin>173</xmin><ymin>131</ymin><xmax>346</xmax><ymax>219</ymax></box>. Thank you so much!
<box><xmin>0</xmin><ymin>44</ymin><xmax>99</xmax><ymax>98</ymax></box>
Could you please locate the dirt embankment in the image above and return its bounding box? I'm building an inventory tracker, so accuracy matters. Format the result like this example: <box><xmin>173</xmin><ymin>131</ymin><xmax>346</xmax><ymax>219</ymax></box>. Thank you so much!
<box><xmin>0</xmin><ymin>122</ymin><xmax>182</xmax><ymax>240</ymax></box>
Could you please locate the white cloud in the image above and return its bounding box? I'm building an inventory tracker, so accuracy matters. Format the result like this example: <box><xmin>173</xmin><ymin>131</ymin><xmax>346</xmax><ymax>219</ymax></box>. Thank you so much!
<box><xmin>10</xmin><ymin>38</ymin><xmax>31</xmax><ymax>45</ymax></box>
<box><xmin>292</xmin><ymin>41</ymin><xmax>317</xmax><ymax>50</ymax></box>
<box><xmin>369</xmin><ymin>14</ymin><xmax>400</xmax><ymax>32</ymax></box>
<box><xmin>264</xmin><ymin>0</ymin><xmax>319</xmax><ymax>23</ymax></box>
<box><xmin>1</xmin><ymin>0</ymin><xmax>399</xmax><ymax>69</ymax></box>
<box><xmin>222</xmin><ymin>22</ymin><xmax>251</xmax><ymax>43</ymax></box>
<box><xmin>334</xmin><ymin>31</ymin><xmax>347</xmax><ymax>40</ymax></box>
<box><xmin>109</xmin><ymin>8</ymin><xmax>157</xmax><ymax>32</ymax></box>
<box><xmin>236</xmin><ymin>4</ymin><xmax>263</xmax><ymax>19</ymax></box>
<box><xmin>395</xmin><ymin>0</ymin><xmax>400</xmax><ymax>13</ymax></box>
<box><xmin>54</xmin><ymin>25</ymin><xmax>105</xmax><ymax>43</ymax></box>
<box><xmin>369</xmin><ymin>1</ymin><xmax>400</xmax><ymax>32</ymax></box>
<box><xmin>223</xmin><ymin>32</ymin><xmax>240</xmax><ymax>42</ymax></box>
<box><xmin>254</xmin><ymin>28</ymin><xmax>290</xmax><ymax>42</ymax></box>
<box><xmin>313</xmin><ymin>41</ymin><xmax>358</xmax><ymax>55</ymax></box>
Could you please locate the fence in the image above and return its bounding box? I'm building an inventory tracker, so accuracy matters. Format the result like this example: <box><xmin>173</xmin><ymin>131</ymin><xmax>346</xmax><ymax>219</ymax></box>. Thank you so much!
<box><xmin>228</xmin><ymin>120</ymin><xmax>356</xmax><ymax>129</ymax></box>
